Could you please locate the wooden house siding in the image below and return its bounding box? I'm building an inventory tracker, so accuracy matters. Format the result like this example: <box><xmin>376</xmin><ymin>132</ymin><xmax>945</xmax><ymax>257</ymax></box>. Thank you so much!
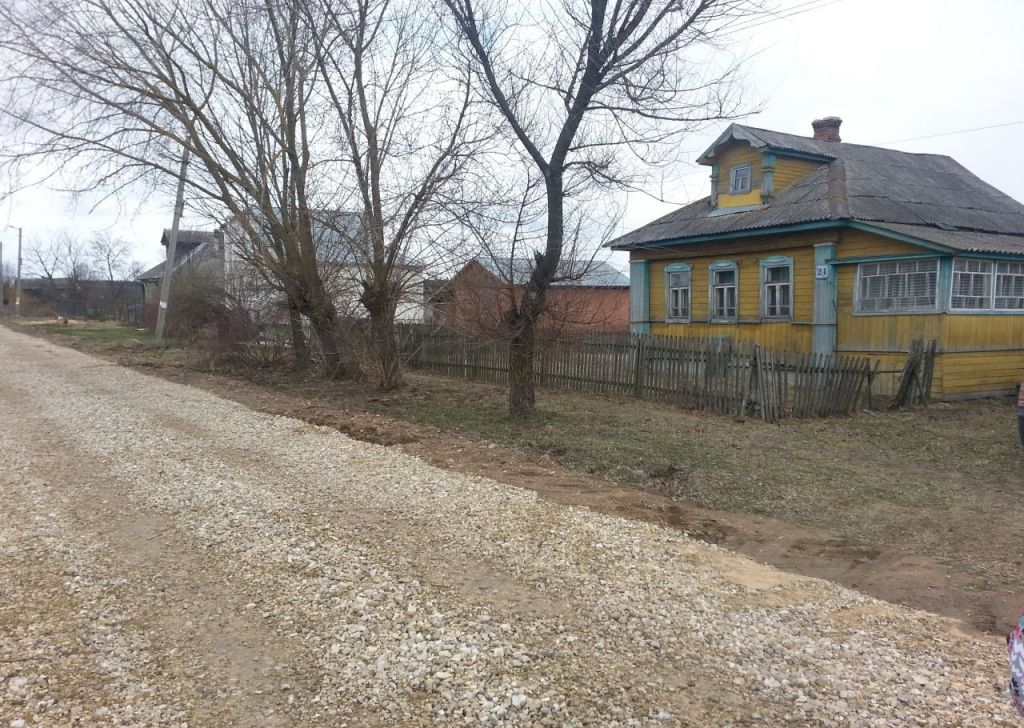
<box><xmin>940</xmin><ymin>351</ymin><xmax>1024</xmax><ymax>397</ymax></box>
<box><xmin>631</xmin><ymin>226</ymin><xmax>1024</xmax><ymax>399</ymax></box>
<box><xmin>835</xmin><ymin>229</ymin><xmax>926</xmax><ymax>258</ymax></box>
<box><xmin>636</xmin><ymin>233</ymin><xmax>826</xmax><ymax>352</ymax></box>
<box><xmin>715</xmin><ymin>143</ymin><xmax>762</xmax><ymax>208</ymax></box>
<box><xmin>772</xmin><ymin>157</ymin><xmax>821</xmax><ymax>191</ymax></box>
<box><xmin>615</xmin><ymin>121</ymin><xmax>1024</xmax><ymax>402</ymax></box>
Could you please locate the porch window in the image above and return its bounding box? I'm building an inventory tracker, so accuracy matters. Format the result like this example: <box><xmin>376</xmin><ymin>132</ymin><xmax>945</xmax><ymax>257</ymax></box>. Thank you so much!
<box><xmin>951</xmin><ymin>259</ymin><xmax>992</xmax><ymax>309</ymax></box>
<box><xmin>995</xmin><ymin>261</ymin><xmax>1024</xmax><ymax>310</ymax></box>
<box><xmin>729</xmin><ymin>164</ymin><xmax>751</xmax><ymax>194</ymax></box>
<box><xmin>665</xmin><ymin>264</ymin><xmax>691</xmax><ymax>321</ymax></box>
<box><xmin>857</xmin><ymin>259</ymin><xmax>938</xmax><ymax>313</ymax></box>
<box><xmin>710</xmin><ymin>262</ymin><xmax>738</xmax><ymax>321</ymax></box>
<box><xmin>762</xmin><ymin>260</ymin><xmax>792</xmax><ymax>319</ymax></box>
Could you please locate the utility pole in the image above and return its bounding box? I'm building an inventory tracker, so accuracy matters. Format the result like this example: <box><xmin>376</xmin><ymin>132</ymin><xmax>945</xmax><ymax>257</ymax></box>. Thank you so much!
<box><xmin>154</xmin><ymin>147</ymin><xmax>191</xmax><ymax>344</ymax></box>
<box><xmin>5</xmin><ymin>226</ymin><xmax>21</xmax><ymax>316</ymax></box>
<box><xmin>0</xmin><ymin>239</ymin><xmax>4</xmax><ymax>313</ymax></box>
<box><xmin>15</xmin><ymin>226</ymin><xmax>21</xmax><ymax>317</ymax></box>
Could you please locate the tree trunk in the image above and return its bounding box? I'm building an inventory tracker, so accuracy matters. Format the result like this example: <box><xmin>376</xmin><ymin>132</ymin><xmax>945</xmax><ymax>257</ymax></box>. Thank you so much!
<box><xmin>506</xmin><ymin>170</ymin><xmax>563</xmax><ymax>418</ymax></box>
<box><xmin>508</xmin><ymin>315</ymin><xmax>535</xmax><ymax>417</ymax></box>
<box><xmin>369</xmin><ymin>304</ymin><xmax>402</xmax><ymax>390</ymax></box>
<box><xmin>305</xmin><ymin>294</ymin><xmax>352</xmax><ymax>380</ymax></box>
<box><xmin>288</xmin><ymin>301</ymin><xmax>310</xmax><ymax>371</ymax></box>
<box><xmin>362</xmin><ymin>282</ymin><xmax>403</xmax><ymax>390</ymax></box>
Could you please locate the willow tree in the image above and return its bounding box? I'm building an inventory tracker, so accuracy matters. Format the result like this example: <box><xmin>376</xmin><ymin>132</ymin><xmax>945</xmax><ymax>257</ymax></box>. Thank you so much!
<box><xmin>0</xmin><ymin>0</ymin><xmax>351</xmax><ymax>375</ymax></box>
<box><xmin>443</xmin><ymin>0</ymin><xmax>764</xmax><ymax>416</ymax></box>
<box><xmin>304</xmin><ymin>0</ymin><xmax>484</xmax><ymax>389</ymax></box>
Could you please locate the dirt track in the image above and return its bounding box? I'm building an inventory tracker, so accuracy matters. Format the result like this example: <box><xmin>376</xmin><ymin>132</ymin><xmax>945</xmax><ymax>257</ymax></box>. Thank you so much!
<box><xmin>0</xmin><ymin>326</ymin><xmax>1014</xmax><ymax>725</ymax></box>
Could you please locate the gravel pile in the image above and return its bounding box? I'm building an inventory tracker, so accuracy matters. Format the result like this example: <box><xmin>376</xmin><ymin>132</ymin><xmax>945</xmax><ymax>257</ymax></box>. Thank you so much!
<box><xmin>0</xmin><ymin>326</ymin><xmax>1014</xmax><ymax>726</ymax></box>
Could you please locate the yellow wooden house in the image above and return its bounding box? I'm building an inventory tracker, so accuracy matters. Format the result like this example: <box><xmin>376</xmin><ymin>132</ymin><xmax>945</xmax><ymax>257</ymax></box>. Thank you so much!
<box><xmin>609</xmin><ymin>118</ymin><xmax>1024</xmax><ymax>399</ymax></box>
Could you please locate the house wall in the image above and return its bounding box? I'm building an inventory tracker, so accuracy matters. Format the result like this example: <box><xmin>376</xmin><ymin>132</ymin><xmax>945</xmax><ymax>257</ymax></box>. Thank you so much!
<box><xmin>440</xmin><ymin>262</ymin><xmax>629</xmax><ymax>336</ymax></box>
<box><xmin>714</xmin><ymin>143</ymin><xmax>762</xmax><ymax>208</ymax></box>
<box><xmin>713</xmin><ymin>142</ymin><xmax>825</xmax><ymax>207</ymax></box>
<box><xmin>630</xmin><ymin>226</ymin><xmax>1024</xmax><ymax>399</ymax></box>
<box><xmin>633</xmin><ymin>230</ymin><xmax>831</xmax><ymax>351</ymax></box>
<box><xmin>832</xmin><ymin>228</ymin><xmax>1024</xmax><ymax>397</ymax></box>
<box><xmin>772</xmin><ymin>157</ymin><xmax>822</xmax><ymax>191</ymax></box>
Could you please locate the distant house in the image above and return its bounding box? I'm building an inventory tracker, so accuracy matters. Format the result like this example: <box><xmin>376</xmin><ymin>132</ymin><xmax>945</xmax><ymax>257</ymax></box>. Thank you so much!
<box><xmin>17</xmin><ymin>277</ymin><xmax>144</xmax><ymax>321</ymax></box>
<box><xmin>139</xmin><ymin>229</ymin><xmax>224</xmax><ymax>327</ymax></box>
<box><xmin>222</xmin><ymin>210</ymin><xmax>428</xmax><ymax>324</ymax></box>
<box><xmin>609</xmin><ymin>117</ymin><xmax>1024</xmax><ymax>399</ymax></box>
<box><xmin>429</xmin><ymin>257</ymin><xmax>630</xmax><ymax>336</ymax></box>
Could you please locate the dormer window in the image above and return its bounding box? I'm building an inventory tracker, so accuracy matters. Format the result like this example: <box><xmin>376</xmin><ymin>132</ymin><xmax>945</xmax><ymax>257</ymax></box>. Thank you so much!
<box><xmin>729</xmin><ymin>164</ymin><xmax>751</xmax><ymax>194</ymax></box>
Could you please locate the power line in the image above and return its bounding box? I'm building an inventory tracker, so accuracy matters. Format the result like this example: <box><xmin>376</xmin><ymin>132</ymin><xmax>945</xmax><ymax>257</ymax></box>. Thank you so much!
<box><xmin>879</xmin><ymin>120</ymin><xmax>1024</xmax><ymax>145</ymax></box>
<box><xmin>722</xmin><ymin>0</ymin><xmax>844</xmax><ymax>36</ymax></box>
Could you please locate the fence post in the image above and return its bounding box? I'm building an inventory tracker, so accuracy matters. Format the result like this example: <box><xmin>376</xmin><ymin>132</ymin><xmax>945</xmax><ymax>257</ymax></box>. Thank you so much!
<box><xmin>632</xmin><ymin>334</ymin><xmax>647</xmax><ymax>399</ymax></box>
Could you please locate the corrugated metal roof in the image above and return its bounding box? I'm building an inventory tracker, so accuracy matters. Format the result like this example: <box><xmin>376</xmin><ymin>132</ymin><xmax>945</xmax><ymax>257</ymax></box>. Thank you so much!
<box><xmin>475</xmin><ymin>257</ymin><xmax>629</xmax><ymax>287</ymax></box>
<box><xmin>611</xmin><ymin>123</ymin><xmax>1024</xmax><ymax>257</ymax></box>
<box><xmin>140</xmin><ymin>239</ymin><xmax>218</xmax><ymax>282</ymax></box>
<box><xmin>867</xmin><ymin>223</ymin><xmax>1024</xmax><ymax>256</ymax></box>
<box><xmin>160</xmin><ymin>229</ymin><xmax>221</xmax><ymax>247</ymax></box>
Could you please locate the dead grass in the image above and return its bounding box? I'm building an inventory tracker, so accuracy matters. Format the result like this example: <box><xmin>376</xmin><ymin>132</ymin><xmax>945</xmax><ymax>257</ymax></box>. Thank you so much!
<box><xmin>8</xmin><ymin>318</ymin><xmax>1023</xmax><ymax>592</ymax></box>
<box><xmin>273</xmin><ymin>372</ymin><xmax>1023</xmax><ymax>588</ymax></box>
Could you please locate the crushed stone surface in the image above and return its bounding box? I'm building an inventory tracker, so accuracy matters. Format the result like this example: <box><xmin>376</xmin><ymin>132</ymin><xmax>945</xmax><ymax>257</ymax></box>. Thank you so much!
<box><xmin>0</xmin><ymin>326</ymin><xmax>1014</xmax><ymax>726</ymax></box>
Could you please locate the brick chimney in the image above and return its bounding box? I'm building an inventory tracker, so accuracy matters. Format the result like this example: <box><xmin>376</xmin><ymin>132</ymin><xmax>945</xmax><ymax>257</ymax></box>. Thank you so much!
<box><xmin>812</xmin><ymin>116</ymin><xmax>842</xmax><ymax>142</ymax></box>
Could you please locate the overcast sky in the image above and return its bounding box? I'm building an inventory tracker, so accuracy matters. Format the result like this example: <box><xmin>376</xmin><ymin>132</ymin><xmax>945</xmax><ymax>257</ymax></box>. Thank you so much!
<box><xmin>2</xmin><ymin>0</ymin><xmax>1022</xmax><ymax>272</ymax></box>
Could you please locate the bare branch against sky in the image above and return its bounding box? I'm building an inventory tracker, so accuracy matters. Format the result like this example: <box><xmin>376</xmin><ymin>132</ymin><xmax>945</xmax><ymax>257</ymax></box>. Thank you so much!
<box><xmin>443</xmin><ymin>0</ymin><xmax>767</xmax><ymax>416</ymax></box>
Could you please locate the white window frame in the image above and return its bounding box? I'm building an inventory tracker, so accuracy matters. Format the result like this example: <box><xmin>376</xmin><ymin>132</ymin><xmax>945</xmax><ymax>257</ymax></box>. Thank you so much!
<box><xmin>856</xmin><ymin>258</ymin><xmax>939</xmax><ymax>314</ymax></box>
<box><xmin>729</xmin><ymin>164</ymin><xmax>752</xmax><ymax>194</ymax></box>
<box><xmin>994</xmin><ymin>261</ymin><xmax>1024</xmax><ymax>310</ymax></box>
<box><xmin>664</xmin><ymin>264</ymin><xmax>691</xmax><ymax>322</ymax></box>
<box><xmin>946</xmin><ymin>257</ymin><xmax>1024</xmax><ymax>312</ymax></box>
<box><xmin>950</xmin><ymin>258</ymin><xmax>993</xmax><ymax>310</ymax></box>
<box><xmin>709</xmin><ymin>261</ymin><xmax>738</xmax><ymax>322</ymax></box>
<box><xmin>760</xmin><ymin>256</ymin><xmax>793</xmax><ymax>320</ymax></box>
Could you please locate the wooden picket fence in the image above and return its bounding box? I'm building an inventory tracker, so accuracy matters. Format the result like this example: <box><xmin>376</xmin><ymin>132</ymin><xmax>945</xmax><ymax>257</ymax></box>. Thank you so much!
<box><xmin>402</xmin><ymin>327</ymin><xmax>875</xmax><ymax>422</ymax></box>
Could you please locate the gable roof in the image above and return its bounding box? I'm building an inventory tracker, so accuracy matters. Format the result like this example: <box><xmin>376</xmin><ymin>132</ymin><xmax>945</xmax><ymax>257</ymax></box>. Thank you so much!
<box><xmin>140</xmin><ymin>231</ymin><xmax>221</xmax><ymax>282</ymax></box>
<box><xmin>611</xmin><ymin>124</ymin><xmax>1024</xmax><ymax>256</ymax></box>
<box><xmin>473</xmin><ymin>257</ymin><xmax>629</xmax><ymax>287</ymax></box>
<box><xmin>226</xmin><ymin>210</ymin><xmax>424</xmax><ymax>270</ymax></box>
<box><xmin>160</xmin><ymin>229</ymin><xmax>221</xmax><ymax>247</ymax></box>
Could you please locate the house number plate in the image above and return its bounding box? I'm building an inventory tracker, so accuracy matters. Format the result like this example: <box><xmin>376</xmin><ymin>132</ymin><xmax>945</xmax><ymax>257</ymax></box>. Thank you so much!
<box><xmin>815</xmin><ymin>265</ymin><xmax>830</xmax><ymax>279</ymax></box>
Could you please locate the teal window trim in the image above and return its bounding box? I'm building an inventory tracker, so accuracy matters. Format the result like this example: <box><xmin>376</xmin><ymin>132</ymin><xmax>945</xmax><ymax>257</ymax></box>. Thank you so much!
<box><xmin>759</xmin><ymin>255</ymin><xmax>793</xmax><ymax>320</ymax></box>
<box><xmin>728</xmin><ymin>164</ymin><xmax>752</xmax><ymax>194</ymax></box>
<box><xmin>709</xmin><ymin>260</ymin><xmax>739</xmax><ymax>323</ymax></box>
<box><xmin>629</xmin><ymin>260</ymin><xmax>651</xmax><ymax>334</ymax></box>
<box><xmin>664</xmin><ymin>263</ymin><xmax>692</xmax><ymax>323</ymax></box>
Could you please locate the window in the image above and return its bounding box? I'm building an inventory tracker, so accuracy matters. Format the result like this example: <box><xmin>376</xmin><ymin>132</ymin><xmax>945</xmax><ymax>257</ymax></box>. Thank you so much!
<box><xmin>951</xmin><ymin>259</ymin><xmax>992</xmax><ymax>309</ymax></box>
<box><xmin>857</xmin><ymin>259</ymin><xmax>938</xmax><ymax>313</ymax></box>
<box><xmin>947</xmin><ymin>258</ymin><xmax>1024</xmax><ymax>311</ymax></box>
<box><xmin>995</xmin><ymin>262</ymin><xmax>1024</xmax><ymax>310</ymax></box>
<box><xmin>665</xmin><ymin>266</ymin><xmax>691</xmax><ymax>321</ymax></box>
<box><xmin>729</xmin><ymin>164</ymin><xmax>751</xmax><ymax>194</ymax></box>
<box><xmin>711</xmin><ymin>265</ymin><xmax>738</xmax><ymax>321</ymax></box>
<box><xmin>762</xmin><ymin>260</ymin><xmax>792</xmax><ymax>319</ymax></box>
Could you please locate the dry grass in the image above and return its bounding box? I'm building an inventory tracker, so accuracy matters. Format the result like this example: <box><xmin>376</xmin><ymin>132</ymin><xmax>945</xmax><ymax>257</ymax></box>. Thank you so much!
<box><xmin>9</xmin><ymin>318</ymin><xmax>1023</xmax><ymax>591</ymax></box>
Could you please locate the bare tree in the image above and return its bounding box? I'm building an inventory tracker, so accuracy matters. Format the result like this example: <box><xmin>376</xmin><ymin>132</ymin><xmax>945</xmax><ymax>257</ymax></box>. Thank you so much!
<box><xmin>89</xmin><ymin>233</ymin><xmax>135</xmax><ymax>302</ymax></box>
<box><xmin>60</xmin><ymin>234</ymin><xmax>92</xmax><ymax>297</ymax></box>
<box><xmin>0</xmin><ymin>0</ymin><xmax>352</xmax><ymax>375</ymax></box>
<box><xmin>24</xmin><ymin>238</ymin><xmax>64</xmax><ymax>297</ymax></box>
<box><xmin>443</xmin><ymin>0</ymin><xmax>763</xmax><ymax>416</ymax></box>
<box><xmin>301</xmin><ymin>0</ymin><xmax>485</xmax><ymax>389</ymax></box>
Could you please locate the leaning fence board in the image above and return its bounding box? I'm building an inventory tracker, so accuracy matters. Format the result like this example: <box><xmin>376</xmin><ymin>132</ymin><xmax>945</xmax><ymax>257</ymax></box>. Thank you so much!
<box><xmin>398</xmin><ymin>326</ymin><xmax>874</xmax><ymax>421</ymax></box>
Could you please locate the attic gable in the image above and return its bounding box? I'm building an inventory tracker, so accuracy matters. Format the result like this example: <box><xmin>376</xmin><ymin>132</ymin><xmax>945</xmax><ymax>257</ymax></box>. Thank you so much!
<box><xmin>609</xmin><ymin>118</ymin><xmax>1024</xmax><ymax>256</ymax></box>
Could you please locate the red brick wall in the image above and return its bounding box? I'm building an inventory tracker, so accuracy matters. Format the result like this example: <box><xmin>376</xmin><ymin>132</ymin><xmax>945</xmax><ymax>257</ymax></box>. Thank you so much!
<box><xmin>438</xmin><ymin>263</ymin><xmax>629</xmax><ymax>336</ymax></box>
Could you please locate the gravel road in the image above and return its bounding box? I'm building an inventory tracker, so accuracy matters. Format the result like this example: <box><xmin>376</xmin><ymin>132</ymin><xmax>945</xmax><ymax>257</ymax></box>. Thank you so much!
<box><xmin>0</xmin><ymin>325</ymin><xmax>1014</xmax><ymax>727</ymax></box>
